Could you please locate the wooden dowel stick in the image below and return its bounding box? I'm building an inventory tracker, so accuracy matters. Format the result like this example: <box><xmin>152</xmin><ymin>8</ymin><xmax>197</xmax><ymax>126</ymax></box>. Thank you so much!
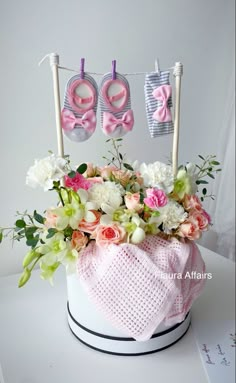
<box><xmin>50</xmin><ymin>53</ymin><xmax>64</xmax><ymax>158</ymax></box>
<box><xmin>172</xmin><ymin>62</ymin><xmax>183</xmax><ymax>177</ymax></box>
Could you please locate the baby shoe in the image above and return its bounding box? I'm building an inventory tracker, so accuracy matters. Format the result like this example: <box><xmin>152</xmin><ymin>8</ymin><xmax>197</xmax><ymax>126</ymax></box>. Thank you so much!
<box><xmin>144</xmin><ymin>71</ymin><xmax>173</xmax><ymax>138</ymax></box>
<box><xmin>99</xmin><ymin>72</ymin><xmax>134</xmax><ymax>138</ymax></box>
<box><xmin>61</xmin><ymin>73</ymin><xmax>98</xmax><ymax>142</ymax></box>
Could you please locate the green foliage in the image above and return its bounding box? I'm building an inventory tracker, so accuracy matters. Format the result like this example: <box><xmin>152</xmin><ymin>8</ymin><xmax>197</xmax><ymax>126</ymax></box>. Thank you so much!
<box><xmin>196</xmin><ymin>155</ymin><xmax>221</xmax><ymax>201</ymax></box>
<box><xmin>77</xmin><ymin>163</ymin><xmax>87</xmax><ymax>174</ymax></box>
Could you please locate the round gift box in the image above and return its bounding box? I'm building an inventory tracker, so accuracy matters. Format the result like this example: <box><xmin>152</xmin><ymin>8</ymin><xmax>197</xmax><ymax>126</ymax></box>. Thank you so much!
<box><xmin>67</xmin><ymin>273</ymin><xmax>191</xmax><ymax>356</ymax></box>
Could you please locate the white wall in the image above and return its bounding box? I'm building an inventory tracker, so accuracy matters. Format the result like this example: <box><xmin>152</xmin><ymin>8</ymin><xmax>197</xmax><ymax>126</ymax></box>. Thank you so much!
<box><xmin>0</xmin><ymin>0</ymin><xmax>235</xmax><ymax>276</ymax></box>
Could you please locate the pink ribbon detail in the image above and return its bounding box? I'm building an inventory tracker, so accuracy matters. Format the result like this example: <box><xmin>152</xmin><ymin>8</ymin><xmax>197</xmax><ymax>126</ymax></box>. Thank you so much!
<box><xmin>152</xmin><ymin>85</ymin><xmax>172</xmax><ymax>122</ymax></box>
<box><xmin>103</xmin><ymin>110</ymin><xmax>134</xmax><ymax>134</ymax></box>
<box><xmin>61</xmin><ymin>108</ymin><xmax>96</xmax><ymax>133</ymax></box>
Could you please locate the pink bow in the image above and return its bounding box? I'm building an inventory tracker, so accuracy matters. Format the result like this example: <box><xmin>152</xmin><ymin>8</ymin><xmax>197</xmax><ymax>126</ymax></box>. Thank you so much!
<box><xmin>152</xmin><ymin>85</ymin><xmax>172</xmax><ymax>122</ymax></box>
<box><xmin>61</xmin><ymin>108</ymin><xmax>96</xmax><ymax>133</ymax></box>
<box><xmin>103</xmin><ymin>110</ymin><xmax>134</xmax><ymax>134</ymax></box>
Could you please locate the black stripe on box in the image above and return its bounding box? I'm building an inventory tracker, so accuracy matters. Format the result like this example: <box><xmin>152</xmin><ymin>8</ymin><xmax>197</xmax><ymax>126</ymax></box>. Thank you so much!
<box><xmin>67</xmin><ymin>301</ymin><xmax>189</xmax><ymax>342</ymax></box>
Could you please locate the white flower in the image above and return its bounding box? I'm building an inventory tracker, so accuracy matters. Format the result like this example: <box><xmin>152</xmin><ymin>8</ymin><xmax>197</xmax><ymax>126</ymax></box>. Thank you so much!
<box><xmin>139</xmin><ymin>161</ymin><xmax>174</xmax><ymax>193</ymax></box>
<box><xmin>151</xmin><ymin>200</ymin><xmax>188</xmax><ymax>234</ymax></box>
<box><xmin>26</xmin><ymin>154</ymin><xmax>67</xmax><ymax>191</ymax></box>
<box><xmin>88</xmin><ymin>181</ymin><xmax>124</xmax><ymax>209</ymax></box>
<box><xmin>185</xmin><ymin>163</ymin><xmax>198</xmax><ymax>194</ymax></box>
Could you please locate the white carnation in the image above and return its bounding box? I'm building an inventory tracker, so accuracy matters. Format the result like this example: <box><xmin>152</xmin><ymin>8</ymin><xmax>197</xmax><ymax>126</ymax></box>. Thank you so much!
<box><xmin>139</xmin><ymin>161</ymin><xmax>174</xmax><ymax>193</ymax></box>
<box><xmin>26</xmin><ymin>154</ymin><xmax>67</xmax><ymax>191</ymax></box>
<box><xmin>157</xmin><ymin>200</ymin><xmax>188</xmax><ymax>234</ymax></box>
<box><xmin>88</xmin><ymin>181</ymin><xmax>124</xmax><ymax>209</ymax></box>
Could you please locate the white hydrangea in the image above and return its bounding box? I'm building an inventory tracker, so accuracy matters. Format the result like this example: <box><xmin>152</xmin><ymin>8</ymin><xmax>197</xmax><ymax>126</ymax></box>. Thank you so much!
<box><xmin>139</xmin><ymin>161</ymin><xmax>174</xmax><ymax>193</ymax></box>
<box><xmin>26</xmin><ymin>154</ymin><xmax>67</xmax><ymax>191</ymax></box>
<box><xmin>88</xmin><ymin>181</ymin><xmax>124</xmax><ymax>209</ymax></box>
<box><xmin>157</xmin><ymin>200</ymin><xmax>188</xmax><ymax>234</ymax></box>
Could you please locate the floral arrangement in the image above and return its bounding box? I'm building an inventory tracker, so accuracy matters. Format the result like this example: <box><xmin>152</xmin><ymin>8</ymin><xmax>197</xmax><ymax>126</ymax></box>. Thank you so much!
<box><xmin>0</xmin><ymin>139</ymin><xmax>221</xmax><ymax>287</ymax></box>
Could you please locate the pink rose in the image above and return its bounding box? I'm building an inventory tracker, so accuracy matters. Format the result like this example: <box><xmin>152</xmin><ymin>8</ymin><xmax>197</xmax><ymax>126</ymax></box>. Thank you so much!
<box><xmin>178</xmin><ymin>220</ymin><xmax>201</xmax><ymax>240</ymax></box>
<box><xmin>144</xmin><ymin>188</ymin><xmax>168</xmax><ymax>209</ymax></box>
<box><xmin>202</xmin><ymin>209</ymin><xmax>211</xmax><ymax>224</ymax></box>
<box><xmin>78</xmin><ymin>210</ymin><xmax>102</xmax><ymax>234</ymax></box>
<box><xmin>183</xmin><ymin>194</ymin><xmax>202</xmax><ymax>212</ymax></box>
<box><xmin>189</xmin><ymin>210</ymin><xmax>209</xmax><ymax>232</ymax></box>
<box><xmin>71</xmin><ymin>231</ymin><xmax>88</xmax><ymax>251</ymax></box>
<box><xmin>65</xmin><ymin>172</ymin><xmax>92</xmax><ymax>192</ymax></box>
<box><xmin>45</xmin><ymin>210</ymin><xmax>57</xmax><ymax>228</ymax></box>
<box><xmin>86</xmin><ymin>177</ymin><xmax>104</xmax><ymax>185</ymax></box>
<box><xmin>92</xmin><ymin>224</ymin><xmax>126</xmax><ymax>247</ymax></box>
<box><xmin>124</xmin><ymin>192</ymin><xmax>143</xmax><ymax>212</ymax></box>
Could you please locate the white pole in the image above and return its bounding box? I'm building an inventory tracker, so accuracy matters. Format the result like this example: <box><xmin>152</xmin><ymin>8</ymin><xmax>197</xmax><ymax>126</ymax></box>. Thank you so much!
<box><xmin>49</xmin><ymin>53</ymin><xmax>64</xmax><ymax>158</ymax></box>
<box><xmin>172</xmin><ymin>62</ymin><xmax>183</xmax><ymax>177</ymax></box>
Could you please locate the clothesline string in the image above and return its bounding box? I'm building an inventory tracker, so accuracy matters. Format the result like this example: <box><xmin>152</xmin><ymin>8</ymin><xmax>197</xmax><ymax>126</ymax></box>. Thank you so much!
<box><xmin>57</xmin><ymin>65</ymin><xmax>175</xmax><ymax>76</ymax></box>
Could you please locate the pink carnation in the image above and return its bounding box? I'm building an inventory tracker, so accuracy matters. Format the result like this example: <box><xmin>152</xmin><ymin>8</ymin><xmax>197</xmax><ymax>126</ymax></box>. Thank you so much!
<box><xmin>144</xmin><ymin>188</ymin><xmax>167</xmax><ymax>209</ymax></box>
<box><xmin>65</xmin><ymin>172</ymin><xmax>91</xmax><ymax>191</ymax></box>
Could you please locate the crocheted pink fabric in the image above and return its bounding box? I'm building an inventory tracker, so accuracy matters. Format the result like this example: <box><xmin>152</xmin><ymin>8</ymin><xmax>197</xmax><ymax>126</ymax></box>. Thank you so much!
<box><xmin>77</xmin><ymin>235</ymin><xmax>205</xmax><ymax>341</ymax></box>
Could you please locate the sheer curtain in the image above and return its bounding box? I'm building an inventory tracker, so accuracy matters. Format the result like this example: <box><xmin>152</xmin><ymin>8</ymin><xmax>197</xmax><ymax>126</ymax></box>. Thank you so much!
<box><xmin>209</xmin><ymin>72</ymin><xmax>235</xmax><ymax>261</ymax></box>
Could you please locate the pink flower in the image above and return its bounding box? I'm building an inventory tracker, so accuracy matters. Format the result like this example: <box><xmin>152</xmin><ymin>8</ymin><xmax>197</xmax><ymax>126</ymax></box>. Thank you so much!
<box><xmin>86</xmin><ymin>177</ymin><xmax>104</xmax><ymax>185</ymax></box>
<box><xmin>78</xmin><ymin>210</ymin><xmax>102</xmax><ymax>234</ymax></box>
<box><xmin>178</xmin><ymin>220</ymin><xmax>201</xmax><ymax>240</ymax></box>
<box><xmin>99</xmin><ymin>166</ymin><xmax>116</xmax><ymax>179</ymax></box>
<box><xmin>92</xmin><ymin>224</ymin><xmax>126</xmax><ymax>247</ymax></box>
<box><xmin>71</xmin><ymin>231</ymin><xmax>88</xmax><ymax>251</ymax></box>
<box><xmin>124</xmin><ymin>192</ymin><xmax>143</xmax><ymax>212</ymax></box>
<box><xmin>202</xmin><ymin>209</ymin><xmax>211</xmax><ymax>224</ymax></box>
<box><xmin>144</xmin><ymin>188</ymin><xmax>168</xmax><ymax>209</ymax></box>
<box><xmin>84</xmin><ymin>162</ymin><xmax>97</xmax><ymax>177</ymax></box>
<box><xmin>112</xmin><ymin>169</ymin><xmax>132</xmax><ymax>187</ymax></box>
<box><xmin>183</xmin><ymin>194</ymin><xmax>202</xmax><ymax>212</ymax></box>
<box><xmin>65</xmin><ymin>172</ymin><xmax>91</xmax><ymax>191</ymax></box>
<box><xmin>189</xmin><ymin>210</ymin><xmax>209</xmax><ymax>232</ymax></box>
<box><xmin>45</xmin><ymin>210</ymin><xmax>57</xmax><ymax>228</ymax></box>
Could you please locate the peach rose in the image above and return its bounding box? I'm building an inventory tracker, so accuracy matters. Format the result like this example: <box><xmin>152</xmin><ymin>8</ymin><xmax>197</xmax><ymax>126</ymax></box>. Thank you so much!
<box><xmin>92</xmin><ymin>224</ymin><xmax>126</xmax><ymax>247</ymax></box>
<box><xmin>84</xmin><ymin>163</ymin><xmax>98</xmax><ymax>177</ymax></box>
<box><xmin>178</xmin><ymin>220</ymin><xmax>201</xmax><ymax>240</ymax></box>
<box><xmin>124</xmin><ymin>192</ymin><xmax>143</xmax><ymax>212</ymax></box>
<box><xmin>86</xmin><ymin>176</ymin><xmax>104</xmax><ymax>185</ymax></box>
<box><xmin>99</xmin><ymin>166</ymin><xmax>116</xmax><ymax>179</ymax></box>
<box><xmin>45</xmin><ymin>210</ymin><xmax>57</xmax><ymax>228</ymax></box>
<box><xmin>183</xmin><ymin>194</ymin><xmax>203</xmax><ymax>212</ymax></box>
<box><xmin>189</xmin><ymin>210</ymin><xmax>209</xmax><ymax>231</ymax></box>
<box><xmin>112</xmin><ymin>169</ymin><xmax>132</xmax><ymax>187</ymax></box>
<box><xmin>78</xmin><ymin>210</ymin><xmax>102</xmax><ymax>234</ymax></box>
<box><xmin>71</xmin><ymin>231</ymin><xmax>88</xmax><ymax>251</ymax></box>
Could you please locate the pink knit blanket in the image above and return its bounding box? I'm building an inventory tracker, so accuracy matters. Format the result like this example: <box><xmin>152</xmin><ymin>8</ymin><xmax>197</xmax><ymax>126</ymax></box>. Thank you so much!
<box><xmin>77</xmin><ymin>235</ymin><xmax>205</xmax><ymax>341</ymax></box>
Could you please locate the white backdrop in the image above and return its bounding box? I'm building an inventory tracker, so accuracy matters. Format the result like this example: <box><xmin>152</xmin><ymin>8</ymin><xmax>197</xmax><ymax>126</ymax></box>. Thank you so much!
<box><xmin>0</xmin><ymin>0</ymin><xmax>235</xmax><ymax>276</ymax></box>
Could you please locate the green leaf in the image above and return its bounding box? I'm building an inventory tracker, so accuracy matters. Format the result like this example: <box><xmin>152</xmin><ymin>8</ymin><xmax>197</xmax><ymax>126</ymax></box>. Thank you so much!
<box><xmin>46</xmin><ymin>228</ymin><xmax>58</xmax><ymax>239</ymax></box>
<box><xmin>210</xmin><ymin>161</ymin><xmax>220</xmax><ymax>166</ymax></box>
<box><xmin>119</xmin><ymin>153</ymin><xmax>123</xmax><ymax>160</ymax></box>
<box><xmin>25</xmin><ymin>227</ymin><xmax>37</xmax><ymax>239</ymax></box>
<box><xmin>53</xmin><ymin>180</ymin><xmax>60</xmax><ymax>188</ymax></box>
<box><xmin>0</xmin><ymin>231</ymin><xmax>3</xmax><ymax>243</ymax></box>
<box><xmin>198</xmin><ymin>155</ymin><xmax>205</xmax><ymax>160</ymax></box>
<box><xmin>76</xmin><ymin>163</ymin><xmax>87</xmax><ymax>174</ymax></box>
<box><xmin>123</xmin><ymin>163</ymin><xmax>134</xmax><ymax>171</ymax></box>
<box><xmin>196</xmin><ymin>180</ymin><xmax>209</xmax><ymax>185</ymax></box>
<box><xmin>116</xmin><ymin>138</ymin><xmax>123</xmax><ymax>142</ymax></box>
<box><xmin>200</xmin><ymin>197</ymin><xmax>204</xmax><ymax>202</ymax></box>
<box><xmin>33</xmin><ymin>210</ymin><xmax>45</xmax><ymax>224</ymax></box>
<box><xmin>26</xmin><ymin>237</ymin><xmax>39</xmax><ymax>248</ymax></box>
<box><xmin>15</xmin><ymin>219</ymin><xmax>26</xmax><ymax>228</ymax></box>
<box><xmin>207</xmin><ymin>173</ymin><xmax>215</xmax><ymax>179</ymax></box>
<box><xmin>216</xmin><ymin>169</ymin><xmax>222</xmax><ymax>172</ymax></box>
<box><xmin>202</xmin><ymin>188</ymin><xmax>207</xmax><ymax>195</ymax></box>
<box><xmin>106</xmin><ymin>139</ymin><xmax>111</xmax><ymax>142</ymax></box>
<box><xmin>68</xmin><ymin>170</ymin><xmax>76</xmax><ymax>178</ymax></box>
<box><xmin>18</xmin><ymin>268</ymin><xmax>31</xmax><ymax>287</ymax></box>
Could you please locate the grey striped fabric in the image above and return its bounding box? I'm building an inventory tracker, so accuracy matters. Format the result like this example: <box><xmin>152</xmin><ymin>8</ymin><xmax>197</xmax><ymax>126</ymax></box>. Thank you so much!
<box><xmin>63</xmin><ymin>73</ymin><xmax>98</xmax><ymax>142</ymax></box>
<box><xmin>144</xmin><ymin>71</ymin><xmax>173</xmax><ymax>138</ymax></box>
<box><xmin>99</xmin><ymin>72</ymin><xmax>132</xmax><ymax>138</ymax></box>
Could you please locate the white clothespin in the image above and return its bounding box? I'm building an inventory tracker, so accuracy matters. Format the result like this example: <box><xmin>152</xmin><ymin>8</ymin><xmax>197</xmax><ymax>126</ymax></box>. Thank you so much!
<box><xmin>155</xmin><ymin>58</ymin><xmax>160</xmax><ymax>75</ymax></box>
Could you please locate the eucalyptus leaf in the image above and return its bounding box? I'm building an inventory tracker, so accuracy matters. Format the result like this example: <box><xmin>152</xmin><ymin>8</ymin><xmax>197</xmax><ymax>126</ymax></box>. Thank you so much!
<box><xmin>207</xmin><ymin>173</ymin><xmax>215</xmax><ymax>179</ymax></box>
<box><xmin>68</xmin><ymin>170</ymin><xmax>76</xmax><ymax>178</ymax></box>
<box><xmin>123</xmin><ymin>163</ymin><xmax>134</xmax><ymax>171</ymax></box>
<box><xmin>196</xmin><ymin>180</ymin><xmax>208</xmax><ymax>185</ymax></box>
<box><xmin>33</xmin><ymin>210</ymin><xmax>45</xmax><ymax>224</ymax></box>
<box><xmin>15</xmin><ymin>219</ymin><xmax>26</xmax><ymax>228</ymax></box>
<box><xmin>202</xmin><ymin>188</ymin><xmax>207</xmax><ymax>195</ymax></box>
<box><xmin>46</xmin><ymin>228</ymin><xmax>58</xmax><ymax>239</ymax></box>
<box><xmin>198</xmin><ymin>155</ymin><xmax>205</xmax><ymax>160</ymax></box>
<box><xmin>77</xmin><ymin>163</ymin><xmax>87</xmax><ymax>174</ymax></box>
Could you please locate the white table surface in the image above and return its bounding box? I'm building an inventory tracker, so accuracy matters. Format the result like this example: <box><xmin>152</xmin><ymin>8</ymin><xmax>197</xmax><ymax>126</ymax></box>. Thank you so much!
<box><xmin>0</xmin><ymin>246</ymin><xmax>235</xmax><ymax>383</ymax></box>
